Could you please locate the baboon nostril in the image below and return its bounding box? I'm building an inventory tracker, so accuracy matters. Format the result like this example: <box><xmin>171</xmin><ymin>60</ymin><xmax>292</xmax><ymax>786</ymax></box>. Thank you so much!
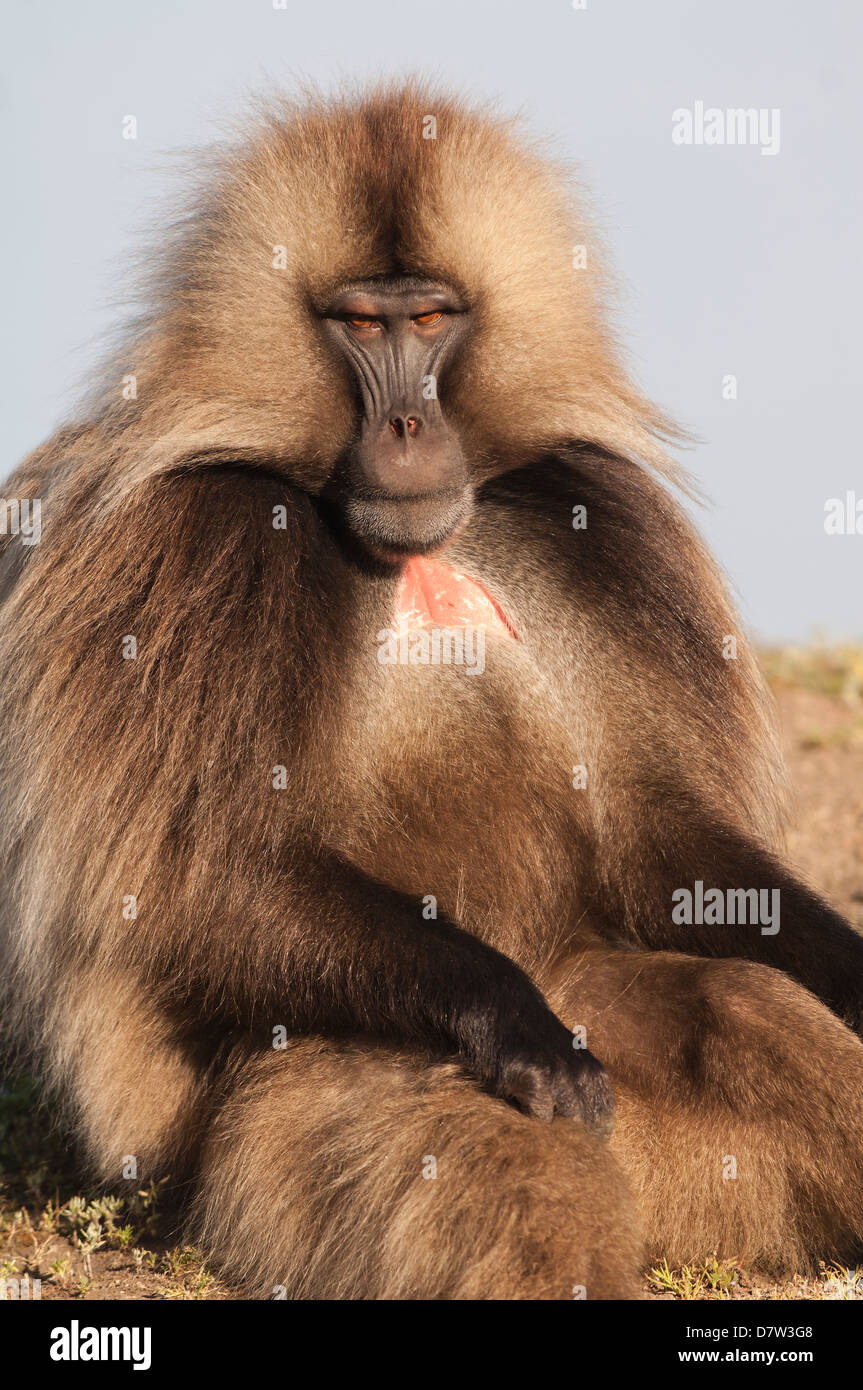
<box><xmin>389</xmin><ymin>416</ymin><xmax>422</xmax><ymax>438</ymax></box>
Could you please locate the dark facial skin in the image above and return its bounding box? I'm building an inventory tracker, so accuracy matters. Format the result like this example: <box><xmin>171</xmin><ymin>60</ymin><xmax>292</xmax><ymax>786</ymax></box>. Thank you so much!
<box><xmin>322</xmin><ymin>277</ymin><xmax>471</xmax><ymax>559</ymax></box>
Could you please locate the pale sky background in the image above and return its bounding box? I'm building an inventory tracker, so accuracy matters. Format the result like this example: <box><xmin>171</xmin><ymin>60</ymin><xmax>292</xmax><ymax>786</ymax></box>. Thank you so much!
<box><xmin>1</xmin><ymin>0</ymin><xmax>860</xmax><ymax>641</ymax></box>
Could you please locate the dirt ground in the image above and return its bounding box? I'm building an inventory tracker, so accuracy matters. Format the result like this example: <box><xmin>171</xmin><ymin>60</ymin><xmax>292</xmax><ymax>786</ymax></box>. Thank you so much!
<box><xmin>774</xmin><ymin>688</ymin><xmax>863</xmax><ymax>934</ymax></box>
<box><xmin>2</xmin><ymin>648</ymin><xmax>862</xmax><ymax>1301</ymax></box>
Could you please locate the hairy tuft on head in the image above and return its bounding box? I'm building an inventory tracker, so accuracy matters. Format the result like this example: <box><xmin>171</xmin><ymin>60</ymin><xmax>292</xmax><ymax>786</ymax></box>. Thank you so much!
<box><xmin>75</xmin><ymin>80</ymin><xmax>685</xmax><ymax>509</ymax></box>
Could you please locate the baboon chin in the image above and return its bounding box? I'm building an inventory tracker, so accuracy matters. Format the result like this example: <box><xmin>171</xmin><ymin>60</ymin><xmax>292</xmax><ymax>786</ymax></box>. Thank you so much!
<box><xmin>2</xmin><ymin>81</ymin><xmax>863</xmax><ymax>1301</ymax></box>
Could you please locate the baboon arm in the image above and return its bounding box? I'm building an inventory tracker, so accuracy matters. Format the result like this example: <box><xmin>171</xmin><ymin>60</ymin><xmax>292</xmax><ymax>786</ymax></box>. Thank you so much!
<box><xmin>597</xmin><ymin>818</ymin><xmax>863</xmax><ymax>1034</ymax></box>
<box><xmin>142</xmin><ymin>843</ymin><xmax>531</xmax><ymax>1040</ymax></box>
<box><xmin>479</xmin><ymin>457</ymin><xmax>863</xmax><ymax>1034</ymax></box>
<box><xmin>130</xmin><ymin>845</ymin><xmax>612</xmax><ymax>1125</ymax></box>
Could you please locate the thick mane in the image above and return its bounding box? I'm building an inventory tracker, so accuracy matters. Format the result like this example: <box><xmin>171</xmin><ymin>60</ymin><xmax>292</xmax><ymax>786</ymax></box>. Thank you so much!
<box><xmin>36</xmin><ymin>82</ymin><xmax>685</xmax><ymax>510</ymax></box>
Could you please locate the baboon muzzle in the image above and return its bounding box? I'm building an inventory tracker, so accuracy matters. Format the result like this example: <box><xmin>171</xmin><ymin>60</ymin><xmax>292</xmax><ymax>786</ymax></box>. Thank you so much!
<box><xmin>351</xmin><ymin>390</ymin><xmax>466</xmax><ymax>500</ymax></box>
<box><xmin>323</xmin><ymin>277</ymin><xmax>472</xmax><ymax>558</ymax></box>
<box><xmin>345</xmin><ymin>394</ymin><xmax>470</xmax><ymax>558</ymax></box>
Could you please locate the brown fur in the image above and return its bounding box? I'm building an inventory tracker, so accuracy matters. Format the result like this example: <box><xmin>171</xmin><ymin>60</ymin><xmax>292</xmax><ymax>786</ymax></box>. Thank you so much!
<box><xmin>2</xmin><ymin>82</ymin><xmax>862</xmax><ymax>1299</ymax></box>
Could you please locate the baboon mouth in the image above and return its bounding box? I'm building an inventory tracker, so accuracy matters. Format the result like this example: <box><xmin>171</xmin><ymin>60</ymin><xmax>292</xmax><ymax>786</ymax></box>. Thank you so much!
<box><xmin>343</xmin><ymin>487</ymin><xmax>473</xmax><ymax>559</ymax></box>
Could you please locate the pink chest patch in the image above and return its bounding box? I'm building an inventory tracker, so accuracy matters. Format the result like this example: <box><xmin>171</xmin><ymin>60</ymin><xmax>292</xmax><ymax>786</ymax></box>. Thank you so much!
<box><xmin>395</xmin><ymin>556</ymin><xmax>516</xmax><ymax>638</ymax></box>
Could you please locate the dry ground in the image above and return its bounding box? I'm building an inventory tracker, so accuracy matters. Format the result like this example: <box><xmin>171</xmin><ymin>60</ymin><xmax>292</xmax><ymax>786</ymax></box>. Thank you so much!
<box><xmin>2</xmin><ymin>646</ymin><xmax>862</xmax><ymax>1301</ymax></box>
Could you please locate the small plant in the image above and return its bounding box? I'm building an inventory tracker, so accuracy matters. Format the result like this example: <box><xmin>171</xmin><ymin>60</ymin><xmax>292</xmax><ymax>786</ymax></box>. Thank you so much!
<box><xmin>647</xmin><ymin>1255</ymin><xmax>739</xmax><ymax>1300</ymax></box>
<box><xmin>822</xmin><ymin>1263</ymin><xmax>863</xmax><ymax>1299</ymax></box>
<box><xmin>49</xmin><ymin>1257</ymin><xmax>71</xmax><ymax>1289</ymax></box>
<box><xmin>160</xmin><ymin>1246</ymin><xmax>222</xmax><ymax>1300</ymax></box>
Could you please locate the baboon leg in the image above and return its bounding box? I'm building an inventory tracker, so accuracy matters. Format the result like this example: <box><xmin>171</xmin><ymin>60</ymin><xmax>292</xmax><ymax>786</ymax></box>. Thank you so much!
<box><xmin>189</xmin><ymin>1039</ymin><xmax>643</xmax><ymax>1300</ymax></box>
<box><xmin>545</xmin><ymin>947</ymin><xmax>863</xmax><ymax>1272</ymax></box>
<box><xmin>47</xmin><ymin>971</ymin><xmax>212</xmax><ymax>1183</ymax></box>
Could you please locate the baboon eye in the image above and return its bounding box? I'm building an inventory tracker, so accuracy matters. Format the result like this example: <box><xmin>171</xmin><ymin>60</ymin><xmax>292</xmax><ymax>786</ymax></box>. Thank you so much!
<box><xmin>413</xmin><ymin>311</ymin><xmax>444</xmax><ymax>326</ymax></box>
<box><xmin>347</xmin><ymin>316</ymin><xmax>380</xmax><ymax>330</ymax></box>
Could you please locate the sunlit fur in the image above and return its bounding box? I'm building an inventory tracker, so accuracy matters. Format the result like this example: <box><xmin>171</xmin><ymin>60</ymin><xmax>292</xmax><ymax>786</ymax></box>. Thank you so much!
<box><xmin>2</xmin><ymin>83</ymin><xmax>862</xmax><ymax>1299</ymax></box>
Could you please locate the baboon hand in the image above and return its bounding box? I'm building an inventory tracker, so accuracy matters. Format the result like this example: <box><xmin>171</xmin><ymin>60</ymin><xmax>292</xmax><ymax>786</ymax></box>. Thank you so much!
<box><xmin>458</xmin><ymin>987</ymin><xmax>614</xmax><ymax>1134</ymax></box>
<box><xmin>496</xmin><ymin>1026</ymin><xmax>614</xmax><ymax>1134</ymax></box>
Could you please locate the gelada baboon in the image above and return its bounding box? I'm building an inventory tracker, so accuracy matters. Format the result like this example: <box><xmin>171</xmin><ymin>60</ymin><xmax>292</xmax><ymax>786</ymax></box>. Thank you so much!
<box><xmin>2</xmin><ymin>83</ymin><xmax>863</xmax><ymax>1300</ymax></box>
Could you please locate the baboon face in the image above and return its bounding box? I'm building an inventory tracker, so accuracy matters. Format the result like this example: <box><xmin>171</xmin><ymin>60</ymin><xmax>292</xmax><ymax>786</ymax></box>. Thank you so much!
<box><xmin>321</xmin><ymin>274</ymin><xmax>471</xmax><ymax>558</ymax></box>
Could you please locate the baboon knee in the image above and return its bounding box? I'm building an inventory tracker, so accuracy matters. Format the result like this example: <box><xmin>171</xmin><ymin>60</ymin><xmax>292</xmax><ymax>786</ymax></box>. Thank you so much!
<box><xmin>191</xmin><ymin>1046</ymin><xmax>643</xmax><ymax>1299</ymax></box>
